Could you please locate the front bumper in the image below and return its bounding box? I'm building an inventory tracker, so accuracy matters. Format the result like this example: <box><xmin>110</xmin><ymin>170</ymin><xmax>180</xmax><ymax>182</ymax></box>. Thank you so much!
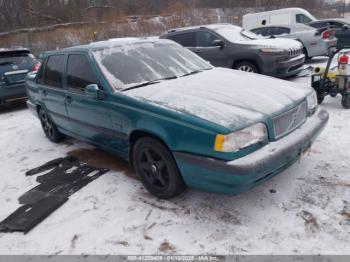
<box><xmin>0</xmin><ymin>82</ymin><xmax>27</xmax><ymax>103</ymax></box>
<box><xmin>174</xmin><ymin>109</ymin><xmax>329</xmax><ymax>195</ymax></box>
<box><xmin>262</xmin><ymin>54</ymin><xmax>305</xmax><ymax>78</ymax></box>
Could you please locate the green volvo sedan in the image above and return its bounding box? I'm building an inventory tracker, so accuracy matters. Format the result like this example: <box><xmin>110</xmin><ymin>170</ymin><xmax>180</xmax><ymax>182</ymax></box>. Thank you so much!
<box><xmin>26</xmin><ymin>38</ymin><xmax>329</xmax><ymax>199</ymax></box>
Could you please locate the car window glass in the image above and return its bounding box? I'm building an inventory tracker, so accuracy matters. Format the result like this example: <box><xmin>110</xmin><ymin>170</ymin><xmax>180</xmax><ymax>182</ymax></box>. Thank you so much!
<box><xmin>330</xmin><ymin>22</ymin><xmax>344</xmax><ymax>28</ymax></box>
<box><xmin>267</xmin><ymin>27</ymin><xmax>279</xmax><ymax>35</ymax></box>
<box><xmin>167</xmin><ymin>32</ymin><xmax>196</xmax><ymax>47</ymax></box>
<box><xmin>277</xmin><ymin>27</ymin><xmax>290</xmax><ymax>35</ymax></box>
<box><xmin>36</xmin><ymin>61</ymin><xmax>45</xmax><ymax>84</ymax></box>
<box><xmin>195</xmin><ymin>31</ymin><xmax>220</xmax><ymax>47</ymax></box>
<box><xmin>67</xmin><ymin>54</ymin><xmax>100</xmax><ymax>91</ymax></box>
<box><xmin>311</xmin><ymin>21</ymin><xmax>326</xmax><ymax>28</ymax></box>
<box><xmin>296</xmin><ymin>14</ymin><xmax>312</xmax><ymax>24</ymax></box>
<box><xmin>43</xmin><ymin>55</ymin><xmax>65</xmax><ymax>88</ymax></box>
<box><xmin>251</xmin><ymin>28</ymin><xmax>264</xmax><ymax>35</ymax></box>
<box><xmin>0</xmin><ymin>52</ymin><xmax>33</xmax><ymax>65</ymax></box>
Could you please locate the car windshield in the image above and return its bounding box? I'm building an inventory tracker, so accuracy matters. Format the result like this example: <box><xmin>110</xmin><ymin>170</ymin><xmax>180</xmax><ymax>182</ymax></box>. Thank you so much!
<box><xmin>0</xmin><ymin>52</ymin><xmax>33</xmax><ymax>66</ymax></box>
<box><xmin>93</xmin><ymin>41</ymin><xmax>212</xmax><ymax>91</ymax></box>
<box><xmin>214</xmin><ymin>26</ymin><xmax>259</xmax><ymax>42</ymax></box>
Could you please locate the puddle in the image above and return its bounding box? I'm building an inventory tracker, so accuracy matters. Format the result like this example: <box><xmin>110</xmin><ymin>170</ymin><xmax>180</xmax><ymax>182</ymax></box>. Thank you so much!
<box><xmin>67</xmin><ymin>148</ymin><xmax>137</xmax><ymax>179</ymax></box>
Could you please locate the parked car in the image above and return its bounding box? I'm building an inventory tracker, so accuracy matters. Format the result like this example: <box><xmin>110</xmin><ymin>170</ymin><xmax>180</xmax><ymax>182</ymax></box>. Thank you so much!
<box><xmin>160</xmin><ymin>24</ymin><xmax>305</xmax><ymax>78</ymax></box>
<box><xmin>250</xmin><ymin>24</ymin><xmax>337</xmax><ymax>58</ymax></box>
<box><xmin>0</xmin><ymin>49</ymin><xmax>39</xmax><ymax>104</ymax></box>
<box><xmin>26</xmin><ymin>38</ymin><xmax>329</xmax><ymax>199</ymax></box>
<box><xmin>308</xmin><ymin>18</ymin><xmax>350</xmax><ymax>46</ymax></box>
<box><xmin>243</xmin><ymin>8</ymin><xmax>317</xmax><ymax>30</ymax></box>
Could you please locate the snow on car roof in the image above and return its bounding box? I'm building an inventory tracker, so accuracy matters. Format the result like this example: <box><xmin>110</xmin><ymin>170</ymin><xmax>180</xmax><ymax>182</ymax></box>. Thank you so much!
<box><xmin>167</xmin><ymin>23</ymin><xmax>243</xmax><ymax>34</ymax></box>
<box><xmin>62</xmin><ymin>37</ymin><xmax>172</xmax><ymax>52</ymax></box>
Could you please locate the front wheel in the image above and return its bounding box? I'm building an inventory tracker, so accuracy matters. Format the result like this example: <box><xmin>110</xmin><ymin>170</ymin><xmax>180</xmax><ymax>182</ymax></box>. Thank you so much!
<box><xmin>234</xmin><ymin>61</ymin><xmax>259</xmax><ymax>74</ymax></box>
<box><xmin>38</xmin><ymin>108</ymin><xmax>64</xmax><ymax>142</ymax></box>
<box><xmin>342</xmin><ymin>93</ymin><xmax>350</xmax><ymax>109</ymax></box>
<box><xmin>132</xmin><ymin>137</ymin><xmax>186</xmax><ymax>199</ymax></box>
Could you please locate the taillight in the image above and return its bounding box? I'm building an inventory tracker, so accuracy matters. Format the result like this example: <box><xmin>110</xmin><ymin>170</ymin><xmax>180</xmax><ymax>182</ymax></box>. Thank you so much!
<box><xmin>322</xmin><ymin>31</ymin><xmax>332</xmax><ymax>39</ymax></box>
<box><xmin>32</xmin><ymin>62</ymin><xmax>41</xmax><ymax>73</ymax></box>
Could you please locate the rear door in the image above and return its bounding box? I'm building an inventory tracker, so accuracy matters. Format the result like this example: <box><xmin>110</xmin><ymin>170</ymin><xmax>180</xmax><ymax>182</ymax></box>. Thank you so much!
<box><xmin>39</xmin><ymin>54</ymin><xmax>69</xmax><ymax>129</ymax></box>
<box><xmin>64</xmin><ymin>53</ymin><xmax>113</xmax><ymax>144</ymax></box>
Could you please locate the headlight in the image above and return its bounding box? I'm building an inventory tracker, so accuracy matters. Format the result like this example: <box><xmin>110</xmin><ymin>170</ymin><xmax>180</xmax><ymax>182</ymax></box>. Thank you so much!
<box><xmin>214</xmin><ymin>123</ymin><xmax>268</xmax><ymax>153</ymax></box>
<box><xmin>260</xmin><ymin>48</ymin><xmax>285</xmax><ymax>54</ymax></box>
<box><xmin>307</xmin><ymin>91</ymin><xmax>318</xmax><ymax>113</ymax></box>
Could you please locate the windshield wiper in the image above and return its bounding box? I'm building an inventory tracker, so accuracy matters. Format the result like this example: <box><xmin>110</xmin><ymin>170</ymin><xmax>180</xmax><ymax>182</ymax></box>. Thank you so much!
<box><xmin>180</xmin><ymin>68</ymin><xmax>211</xmax><ymax>78</ymax></box>
<box><xmin>122</xmin><ymin>76</ymin><xmax>178</xmax><ymax>92</ymax></box>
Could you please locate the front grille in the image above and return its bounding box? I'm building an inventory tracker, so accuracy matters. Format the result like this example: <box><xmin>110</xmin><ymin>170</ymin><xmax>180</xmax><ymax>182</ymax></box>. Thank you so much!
<box><xmin>273</xmin><ymin>101</ymin><xmax>307</xmax><ymax>139</ymax></box>
<box><xmin>289</xmin><ymin>47</ymin><xmax>302</xmax><ymax>57</ymax></box>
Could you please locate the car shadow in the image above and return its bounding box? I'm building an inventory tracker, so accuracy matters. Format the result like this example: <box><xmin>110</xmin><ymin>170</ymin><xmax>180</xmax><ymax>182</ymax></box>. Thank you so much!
<box><xmin>0</xmin><ymin>100</ymin><xmax>27</xmax><ymax>115</ymax></box>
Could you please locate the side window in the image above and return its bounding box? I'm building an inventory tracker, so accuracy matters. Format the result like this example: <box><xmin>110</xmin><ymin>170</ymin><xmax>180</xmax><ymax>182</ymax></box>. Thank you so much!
<box><xmin>44</xmin><ymin>55</ymin><xmax>65</xmax><ymax>88</ymax></box>
<box><xmin>277</xmin><ymin>27</ymin><xmax>291</xmax><ymax>35</ymax></box>
<box><xmin>309</xmin><ymin>21</ymin><xmax>326</xmax><ymax>28</ymax></box>
<box><xmin>251</xmin><ymin>28</ymin><xmax>264</xmax><ymax>35</ymax></box>
<box><xmin>330</xmin><ymin>22</ymin><xmax>344</xmax><ymax>29</ymax></box>
<box><xmin>267</xmin><ymin>27</ymin><xmax>280</xmax><ymax>36</ymax></box>
<box><xmin>167</xmin><ymin>32</ymin><xmax>196</xmax><ymax>47</ymax></box>
<box><xmin>195</xmin><ymin>31</ymin><xmax>220</xmax><ymax>47</ymax></box>
<box><xmin>66</xmin><ymin>54</ymin><xmax>100</xmax><ymax>91</ymax></box>
<box><xmin>296</xmin><ymin>14</ymin><xmax>312</xmax><ymax>24</ymax></box>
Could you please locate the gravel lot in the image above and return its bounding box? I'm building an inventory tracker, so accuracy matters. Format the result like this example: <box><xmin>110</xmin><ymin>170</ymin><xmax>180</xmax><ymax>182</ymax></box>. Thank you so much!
<box><xmin>0</xmin><ymin>58</ymin><xmax>350</xmax><ymax>255</ymax></box>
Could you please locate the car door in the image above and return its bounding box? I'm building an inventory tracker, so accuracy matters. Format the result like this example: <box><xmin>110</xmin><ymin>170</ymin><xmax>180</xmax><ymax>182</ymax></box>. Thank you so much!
<box><xmin>39</xmin><ymin>54</ymin><xmax>69</xmax><ymax>129</ymax></box>
<box><xmin>189</xmin><ymin>30</ymin><xmax>228</xmax><ymax>67</ymax></box>
<box><xmin>64</xmin><ymin>53</ymin><xmax>113</xmax><ymax>146</ymax></box>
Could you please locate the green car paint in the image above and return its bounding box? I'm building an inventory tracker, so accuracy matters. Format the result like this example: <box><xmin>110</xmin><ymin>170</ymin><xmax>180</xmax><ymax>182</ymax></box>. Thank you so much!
<box><xmin>26</xmin><ymin>38</ymin><xmax>329</xmax><ymax>195</ymax></box>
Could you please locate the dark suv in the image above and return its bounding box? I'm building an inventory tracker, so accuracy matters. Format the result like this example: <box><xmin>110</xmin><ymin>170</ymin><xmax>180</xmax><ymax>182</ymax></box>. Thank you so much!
<box><xmin>0</xmin><ymin>49</ymin><xmax>39</xmax><ymax>104</ymax></box>
<box><xmin>160</xmin><ymin>24</ymin><xmax>305</xmax><ymax>78</ymax></box>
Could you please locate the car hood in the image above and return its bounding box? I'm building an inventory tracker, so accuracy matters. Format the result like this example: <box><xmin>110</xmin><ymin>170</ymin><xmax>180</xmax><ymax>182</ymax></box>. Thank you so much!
<box><xmin>124</xmin><ymin>68</ymin><xmax>312</xmax><ymax>131</ymax></box>
<box><xmin>239</xmin><ymin>38</ymin><xmax>303</xmax><ymax>49</ymax></box>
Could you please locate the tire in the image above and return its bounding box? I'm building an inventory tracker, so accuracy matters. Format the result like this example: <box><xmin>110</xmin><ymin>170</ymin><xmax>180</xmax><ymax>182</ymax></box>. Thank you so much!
<box><xmin>303</xmin><ymin>47</ymin><xmax>310</xmax><ymax>60</ymax></box>
<box><xmin>38</xmin><ymin>107</ymin><xmax>64</xmax><ymax>143</ymax></box>
<box><xmin>234</xmin><ymin>61</ymin><xmax>259</xmax><ymax>73</ymax></box>
<box><xmin>342</xmin><ymin>93</ymin><xmax>350</xmax><ymax>109</ymax></box>
<box><xmin>132</xmin><ymin>137</ymin><xmax>186</xmax><ymax>199</ymax></box>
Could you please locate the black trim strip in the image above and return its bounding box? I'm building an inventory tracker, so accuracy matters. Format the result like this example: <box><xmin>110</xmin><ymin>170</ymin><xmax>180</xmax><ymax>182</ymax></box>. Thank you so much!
<box><xmin>47</xmin><ymin>109</ymin><xmax>128</xmax><ymax>140</ymax></box>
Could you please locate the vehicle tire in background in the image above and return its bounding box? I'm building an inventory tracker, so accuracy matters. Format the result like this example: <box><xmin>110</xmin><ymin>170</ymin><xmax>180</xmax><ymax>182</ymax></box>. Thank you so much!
<box><xmin>234</xmin><ymin>61</ymin><xmax>259</xmax><ymax>73</ymax></box>
<box><xmin>132</xmin><ymin>137</ymin><xmax>186</xmax><ymax>199</ymax></box>
<box><xmin>341</xmin><ymin>93</ymin><xmax>350</xmax><ymax>109</ymax></box>
<box><xmin>38</xmin><ymin>107</ymin><xmax>64</xmax><ymax>143</ymax></box>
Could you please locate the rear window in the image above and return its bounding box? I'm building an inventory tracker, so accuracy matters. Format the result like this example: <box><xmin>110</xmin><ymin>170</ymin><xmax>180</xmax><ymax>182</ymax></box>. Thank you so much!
<box><xmin>44</xmin><ymin>55</ymin><xmax>65</xmax><ymax>88</ymax></box>
<box><xmin>0</xmin><ymin>51</ymin><xmax>34</xmax><ymax>66</ymax></box>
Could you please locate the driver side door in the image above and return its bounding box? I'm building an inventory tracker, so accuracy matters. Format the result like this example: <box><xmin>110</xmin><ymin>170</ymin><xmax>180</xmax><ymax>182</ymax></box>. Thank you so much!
<box><xmin>64</xmin><ymin>53</ymin><xmax>113</xmax><ymax>146</ymax></box>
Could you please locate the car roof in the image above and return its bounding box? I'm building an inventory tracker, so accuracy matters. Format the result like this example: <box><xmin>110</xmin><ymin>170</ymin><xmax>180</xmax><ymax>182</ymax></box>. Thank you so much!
<box><xmin>165</xmin><ymin>23</ymin><xmax>242</xmax><ymax>34</ymax></box>
<box><xmin>43</xmin><ymin>37</ymin><xmax>174</xmax><ymax>55</ymax></box>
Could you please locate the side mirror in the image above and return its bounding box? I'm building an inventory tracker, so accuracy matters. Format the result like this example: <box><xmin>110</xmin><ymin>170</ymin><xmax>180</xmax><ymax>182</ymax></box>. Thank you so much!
<box><xmin>85</xmin><ymin>84</ymin><xmax>100</xmax><ymax>100</ymax></box>
<box><xmin>212</xmin><ymin>39</ymin><xmax>225</xmax><ymax>49</ymax></box>
<box><xmin>343</xmin><ymin>25</ymin><xmax>349</xmax><ymax>31</ymax></box>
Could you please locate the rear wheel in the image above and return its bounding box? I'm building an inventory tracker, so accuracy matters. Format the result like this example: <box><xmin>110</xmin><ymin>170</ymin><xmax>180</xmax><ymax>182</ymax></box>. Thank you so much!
<box><xmin>132</xmin><ymin>137</ymin><xmax>186</xmax><ymax>199</ymax></box>
<box><xmin>234</xmin><ymin>61</ymin><xmax>259</xmax><ymax>74</ymax></box>
<box><xmin>342</xmin><ymin>93</ymin><xmax>350</xmax><ymax>109</ymax></box>
<box><xmin>38</xmin><ymin>108</ymin><xmax>64</xmax><ymax>142</ymax></box>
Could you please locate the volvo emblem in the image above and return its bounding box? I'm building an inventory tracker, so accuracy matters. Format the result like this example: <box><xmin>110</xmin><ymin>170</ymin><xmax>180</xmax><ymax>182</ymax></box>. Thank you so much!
<box><xmin>12</xmin><ymin>65</ymin><xmax>18</xmax><ymax>70</ymax></box>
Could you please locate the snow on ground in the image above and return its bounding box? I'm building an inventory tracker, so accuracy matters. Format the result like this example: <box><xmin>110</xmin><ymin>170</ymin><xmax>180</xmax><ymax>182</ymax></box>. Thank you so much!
<box><xmin>0</xmin><ymin>58</ymin><xmax>350</xmax><ymax>255</ymax></box>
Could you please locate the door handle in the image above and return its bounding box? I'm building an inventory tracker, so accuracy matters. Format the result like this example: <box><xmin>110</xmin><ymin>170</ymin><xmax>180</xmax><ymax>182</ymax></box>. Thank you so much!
<box><xmin>66</xmin><ymin>95</ymin><xmax>72</xmax><ymax>104</ymax></box>
<box><xmin>194</xmin><ymin>50</ymin><xmax>202</xmax><ymax>53</ymax></box>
